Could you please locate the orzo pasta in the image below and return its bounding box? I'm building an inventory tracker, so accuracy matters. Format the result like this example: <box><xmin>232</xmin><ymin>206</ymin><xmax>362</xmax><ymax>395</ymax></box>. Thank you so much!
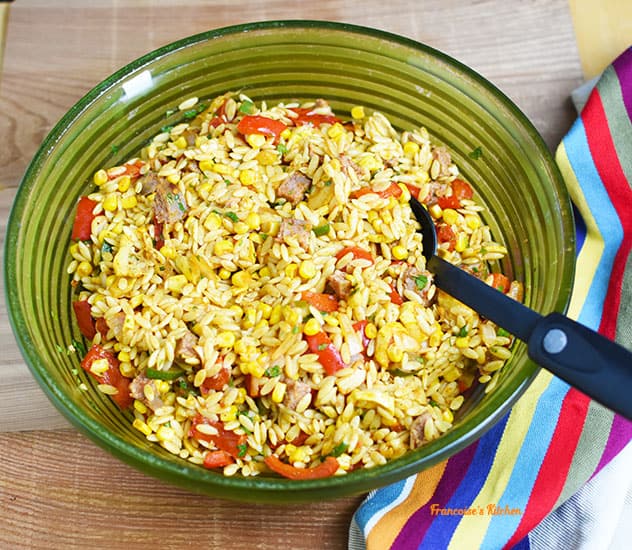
<box><xmin>68</xmin><ymin>94</ymin><xmax>521</xmax><ymax>478</ymax></box>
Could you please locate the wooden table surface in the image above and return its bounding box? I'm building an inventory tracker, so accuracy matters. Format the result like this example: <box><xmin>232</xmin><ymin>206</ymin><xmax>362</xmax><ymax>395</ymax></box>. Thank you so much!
<box><xmin>0</xmin><ymin>1</ymin><xmax>584</xmax><ymax>548</ymax></box>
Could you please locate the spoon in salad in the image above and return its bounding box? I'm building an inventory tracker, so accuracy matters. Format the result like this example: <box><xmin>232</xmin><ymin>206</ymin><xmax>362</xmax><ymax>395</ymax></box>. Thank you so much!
<box><xmin>409</xmin><ymin>195</ymin><xmax>632</xmax><ymax>419</ymax></box>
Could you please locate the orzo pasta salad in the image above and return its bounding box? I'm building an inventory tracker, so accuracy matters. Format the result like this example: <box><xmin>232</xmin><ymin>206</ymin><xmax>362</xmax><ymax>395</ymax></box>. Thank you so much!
<box><xmin>68</xmin><ymin>94</ymin><xmax>522</xmax><ymax>479</ymax></box>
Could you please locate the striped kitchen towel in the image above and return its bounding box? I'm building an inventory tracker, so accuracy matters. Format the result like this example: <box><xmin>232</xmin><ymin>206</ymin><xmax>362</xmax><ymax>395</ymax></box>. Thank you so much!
<box><xmin>349</xmin><ymin>46</ymin><xmax>632</xmax><ymax>550</ymax></box>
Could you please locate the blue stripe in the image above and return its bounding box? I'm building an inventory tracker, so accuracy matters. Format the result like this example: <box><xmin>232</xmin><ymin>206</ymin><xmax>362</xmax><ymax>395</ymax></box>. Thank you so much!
<box><xmin>512</xmin><ymin>534</ymin><xmax>531</xmax><ymax>550</ymax></box>
<box><xmin>479</xmin><ymin>377</ymin><xmax>570</xmax><ymax>549</ymax></box>
<box><xmin>563</xmin><ymin>118</ymin><xmax>623</xmax><ymax>330</ymax></box>
<box><xmin>573</xmin><ymin>203</ymin><xmax>586</xmax><ymax>254</ymax></box>
<box><xmin>354</xmin><ymin>479</ymin><xmax>408</xmax><ymax>534</ymax></box>
<box><xmin>419</xmin><ymin>413</ymin><xmax>511</xmax><ymax>548</ymax></box>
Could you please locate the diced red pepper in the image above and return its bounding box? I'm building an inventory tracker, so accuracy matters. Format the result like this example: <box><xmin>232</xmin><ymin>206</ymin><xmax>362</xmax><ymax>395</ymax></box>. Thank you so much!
<box><xmin>389</xmin><ymin>285</ymin><xmax>404</xmax><ymax>305</ymax></box>
<box><xmin>289</xmin><ymin>107</ymin><xmax>341</xmax><ymax>127</ymax></box>
<box><xmin>72</xmin><ymin>300</ymin><xmax>96</xmax><ymax>340</ymax></box>
<box><xmin>350</xmin><ymin>182</ymin><xmax>402</xmax><ymax>200</ymax></box>
<box><xmin>237</xmin><ymin>115</ymin><xmax>287</xmax><ymax>143</ymax></box>
<box><xmin>353</xmin><ymin>320</ymin><xmax>370</xmax><ymax>356</ymax></box>
<box><xmin>80</xmin><ymin>344</ymin><xmax>133</xmax><ymax>409</ymax></box>
<box><xmin>437</xmin><ymin>178</ymin><xmax>473</xmax><ymax>209</ymax></box>
<box><xmin>437</xmin><ymin>223</ymin><xmax>456</xmax><ymax>250</ymax></box>
<box><xmin>71</xmin><ymin>196</ymin><xmax>98</xmax><ymax>241</ymax></box>
<box><xmin>203</xmin><ymin>450</ymin><xmax>235</xmax><ymax>469</ymax></box>
<box><xmin>304</xmin><ymin>331</ymin><xmax>346</xmax><ymax>375</ymax></box>
<box><xmin>301</xmin><ymin>291</ymin><xmax>339</xmax><ymax>313</ymax></box>
<box><xmin>264</xmin><ymin>455</ymin><xmax>339</xmax><ymax>480</ymax></box>
<box><xmin>335</xmin><ymin>246</ymin><xmax>374</xmax><ymax>264</ymax></box>
<box><xmin>122</xmin><ymin>159</ymin><xmax>144</xmax><ymax>179</ymax></box>
<box><xmin>153</xmin><ymin>218</ymin><xmax>165</xmax><ymax>250</ymax></box>
<box><xmin>200</xmin><ymin>364</ymin><xmax>231</xmax><ymax>394</ymax></box>
<box><xmin>188</xmin><ymin>414</ymin><xmax>247</xmax><ymax>459</ymax></box>
<box><xmin>244</xmin><ymin>374</ymin><xmax>265</xmax><ymax>398</ymax></box>
<box><xmin>489</xmin><ymin>272</ymin><xmax>511</xmax><ymax>293</ymax></box>
<box><xmin>95</xmin><ymin>317</ymin><xmax>109</xmax><ymax>338</ymax></box>
<box><xmin>405</xmin><ymin>183</ymin><xmax>421</xmax><ymax>199</ymax></box>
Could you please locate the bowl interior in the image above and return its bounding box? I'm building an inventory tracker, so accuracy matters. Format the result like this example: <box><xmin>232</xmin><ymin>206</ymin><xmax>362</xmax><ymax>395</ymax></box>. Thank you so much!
<box><xmin>5</xmin><ymin>21</ymin><xmax>575</xmax><ymax>502</ymax></box>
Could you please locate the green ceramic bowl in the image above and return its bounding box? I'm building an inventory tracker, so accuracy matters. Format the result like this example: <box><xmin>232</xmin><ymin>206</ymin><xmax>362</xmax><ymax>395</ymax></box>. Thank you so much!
<box><xmin>5</xmin><ymin>21</ymin><xmax>575</xmax><ymax>502</ymax></box>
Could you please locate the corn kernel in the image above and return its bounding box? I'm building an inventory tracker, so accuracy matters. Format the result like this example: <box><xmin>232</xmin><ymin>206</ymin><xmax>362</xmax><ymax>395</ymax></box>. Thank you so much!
<box><xmin>231</xmin><ymin>270</ymin><xmax>252</xmax><ymax>288</ymax></box>
<box><xmin>250</xmin><ymin>362</ymin><xmax>266</xmax><ymax>378</ymax></box>
<box><xmin>156</xmin><ymin>425</ymin><xmax>176</xmax><ymax>442</ymax></box>
<box><xmin>330</xmin><ymin>158</ymin><xmax>341</xmax><ymax>171</ymax></box>
<box><xmin>455</xmin><ymin>233</ymin><xmax>469</xmax><ymax>252</ymax></box>
<box><xmin>174</xmin><ymin>136</ymin><xmax>188</xmax><ymax>149</ymax></box>
<box><xmin>160</xmin><ymin>246</ymin><xmax>176</xmax><ymax>259</ymax></box>
<box><xmin>455</xmin><ymin>336</ymin><xmax>469</xmax><ymax>348</ymax></box>
<box><xmin>212</xmin><ymin>163</ymin><xmax>232</xmax><ymax>175</ymax></box>
<box><xmin>156</xmin><ymin>380</ymin><xmax>169</xmax><ymax>394</ymax></box>
<box><xmin>199</xmin><ymin>160</ymin><xmax>214</xmax><ymax>172</ymax></box>
<box><xmin>303</xmin><ymin>317</ymin><xmax>321</xmax><ymax>336</ymax></box>
<box><xmin>242</xmin><ymin>307</ymin><xmax>257</xmax><ymax>329</ymax></box>
<box><xmin>272</xmin><ymin>382</ymin><xmax>287</xmax><ymax>403</ymax></box>
<box><xmin>219</xmin><ymin>268</ymin><xmax>232</xmax><ymax>280</ymax></box>
<box><xmin>256</xmin><ymin>150</ymin><xmax>278</xmax><ymax>166</ymax></box>
<box><xmin>258</xmin><ymin>302</ymin><xmax>272</xmax><ymax>319</ymax></box>
<box><xmin>365</xmin><ymin>322</ymin><xmax>378</xmax><ymax>339</ymax></box>
<box><xmin>259</xmin><ymin>266</ymin><xmax>271</xmax><ymax>278</ymax></box>
<box><xmin>403</xmin><ymin>141</ymin><xmax>420</xmax><ymax>157</ymax></box>
<box><xmin>245</xmin><ymin>212</ymin><xmax>261</xmax><ymax>230</ymax></box>
<box><xmin>269</xmin><ymin>304</ymin><xmax>282</xmax><ymax>325</ymax></box>
<box><xmin>283</xmin><ymin>306</ymin><xmax>300</xmax><ymax>326</ymax></box>
<box><xmin>133</xmin><ymin>418</ymin><xmax>153</xmax><ymax>436</ymax></box>
<box><xmin>214</xmin><ymin>239</ymin><xmax>234</xmax><ymax>256</ymax></box>
<box><xmin>117</xmin><ymin>175</ymin><xmax>131</xmax><ymax>192</ymax></box>
<box><xmin>443</xmin><ymin>409</ymin><xmax>454</xmax><ymax>423</ymax></box>
<box><xmin>387</xmin><ymin>346</ymin><xmax>404</xmax><ymax>363</ymax></box>
<box><xmin>119</xmin><ymin>362</ymin><xmax>134</xmax><ymax>378</ymax></box>
<box><xmin>229</xmin><ymin>305</ymin><xmax>244</xmax><ymax>319</ymax></box>
<box><xmin>284</xmin><ymin>264</ymin><xmax>298</xmax><ymax>278</ymax></box>
<box><xmin>133</xmin><ymin>399</ymin><xmax>148</xmax><ymax>414</ymax></box>
<box><xmin>76</xmin><ymin>261</ymin><xmax>93</xmax><ymax>278</ymax></box>
<box><xmin>392</xmin><ymin>245</ymin><xmax>409</xmax><ymax>260</ymax></box>
<box><xmin>429</xmin><ymin>325</ymin><xmax>443</xmax><ymax>347</ymax></box>
<box><xmin>327</xmin><ymin>123</ymin><xmax>344</xmax><ymax>139</ymax></box>
<box><xmin>287</xmin><ymin>445</ymin><xmax>308</xmax><ymax>464</ymax></box>
<box><xmin>397</xmin><ymin>183</ymin><xmax>411</xmax><ymax>203</ymax></box>
<box><xmin>299</xmin><ymin>260</ymin><xmax>316</xmax><ymax>279</ymax></box>
<box><xmin>465</xmin><ymin>214</ymin><xmax>481</xmax><ymax>230</ymax></box>
<box><xmin>220</xmin><ymin>405</ymin><xmax>238</xmax><ymax>423</ymax></box>
<box><xmin>442</xmin><ymin>208</ymin><xmax>459</xmax><ymax>226</ymax></box>
<box><xmin>121</xmin><ymin>195</ymin><xmax>138</xmax><ymax>209</ymax></box>
<box><xmin>280</xmin><ymin>128</ymin><xmax>291</xmax><ymax>140</ymax></box>
<box><xmin>233</xmin><ymin>221</ymin><xmax>249</xmax><ymax>235</ymax></box>
<box><xmin>324</xmin><ymin>315</ymin><xmax>339</xmax><ymax>327</ymax></box>
<box><xmin>235</xmin><ymin>388</ymin><xmax>247</xmax><ymax>405</ymax></box>
<box><xmin>166</xmin><ymin>173</ymin><xmax>180</xmax><ymax>184</ymax></box>
<box><xmin>93</xmin><ymin>169</ymin><xmax>108</xmax><ymax>186</ymax></box>
<box><xmin>367</xmin><ymin>211</ymin><xmax>379</xmax><ymax>223</ymax></box>
<box><xmin>165</xmin><ymin>274</ymin><xmax>188</xmax><ymax>294</ymax></box>
<box><xmin>429</xmin><ymin>203</ymin><xmax>442</xmax><ymax>219</ymax></box>
<box><xmin>351</xmin><ymin>105</ymin><xmax>365</xmax><ymax>119</ymax></box>
<box><xmin>239</xmin><ymin>169</ymin><xmax>256</xmax><ymax>186</ymax></box>
<box><xmin>246</xmin><ymin>133</ymin><xmax>266</xmax><ymax>148</ymax></box>
<box><xmin>103</xmin><ymin>194</ymin><xmax>118</xmax><ymax>212</ymax></box>
<box><xmin>203</xmin><ymin>212</ymin><xmax>222</xmax><ymax>231</ymax></box>
<box><xmin>216</xmin><ymin>331</ymin><xmax>236</xmax><ymax>348</ymax></box>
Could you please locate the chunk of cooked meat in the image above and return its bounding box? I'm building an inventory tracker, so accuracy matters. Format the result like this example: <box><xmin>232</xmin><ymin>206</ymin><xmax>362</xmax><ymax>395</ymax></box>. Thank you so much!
<box><xmin>153</xmin><ymin>180</ymin><xmax>188</xmax><ymax>223</ymax></box>
<box><xmin>409</xmin><ymin>412</ymin><xmax>432</xmax><ymax>448</ymax></box>
<box><xmin>277</xmin><ymin>217</ymin><xmax>311</xmax><ymax>249</ymax></box>
<box><xmin>283</xmin><ymin>379</ymin><xmax>312</xmax><ymax>410</ymax></box>
<box><xmin>431</xmin><ymin>146</ymin><xmax>453</xmax><ymax>178</ymax></box>
<box><xmin>140</xmin><ymin>173</ymin><xmax>162</xmax><ymax>196</ymax></box>
<box><xmin>129</xmin><ymin>373</ymin><xmax>164</xmax><ymax>412</ymax></box>
<box><xmin>326</xmin><ymin>270</ymin><xmax>353</xmax><ymax>300</ymax></box>
<box><xmin>276</xmin><ymin>171</ymin><xmax>312</xmax><ymax>206</ymax></box>
<box><xmin>401</xmin><ymin>267</ymin><xmax>435</xmax><ymax>307</ymax></box>
<box><xmin>175</xmin><ymin>330</ymin><xmax>199</xmax><ymax>363</ymax></box>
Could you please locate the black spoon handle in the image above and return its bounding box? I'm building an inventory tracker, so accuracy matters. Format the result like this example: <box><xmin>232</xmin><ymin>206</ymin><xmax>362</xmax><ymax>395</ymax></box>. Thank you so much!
<box><xmin>429</xmin><ymin>256</ymin><xmax>632</xmax><ymax>419</ymax></box>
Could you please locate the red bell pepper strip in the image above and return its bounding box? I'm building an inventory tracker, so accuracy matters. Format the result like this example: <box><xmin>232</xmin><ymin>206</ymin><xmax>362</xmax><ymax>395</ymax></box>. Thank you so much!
<box><xmin>289</xmin><ymin>107</ymin><xmax>340</xmax><ymax>127</ymax></box>
<box><xmin>200</xmin><ymin>364</ymin><xmax>231</xmax><ymax>394</ymax></box>
<box><xmin>237</xmin><ymin>115</ymin><xmax>287</xmax><ymax>143</ymax></box>
<box><xmin>489</xmin><ymin>272</ymin><xmax>511</xmax><ymax>293</ymax></box>
<box><xmin>350</xmin><ymin>182</ymin><xmax>402</xmax><ymax>200</ymax></box>
<box><xmin>264</xmin><ymin>455</ymin><xmax>339</xmax><ymax>480</ymax></box>
<box><xmin>352</xmin><ymin>320</ymin><xmax>370</xmax><ymax>354</ymax></box>
<box><xmin>335</xmin><ymin>246</ymin><xmax>374</xmax><ymax>264</ymax></box>
<box><xmin>405</xmin><ymin>183</ymin><xmax>421</xmax><ymax>199</ymax></box>
<box><xmin>188</xmin><ymin>414</ymin><xmax>247</xmax><ymax>459</ymax></box>
<box><xmin>301</xmin><ymin>291</ymin><xmax>339</xmax><ymax>313</ymax></box>
<box><xmin>304</xmin><ymin>331</ymin><xmax>346</xmax><ymax>375</ymax></box>
<box><xmin>389</xmin><ymin>285</ymin><xmax>404</xmax><ymax>305</ymax></box>
<box><xmin>437</xmin><ymin>223</ymin><xmax>456</xmax><ymax>250</ymax></box>
<box><xmin>71</xmin><ymin>196</ymin><xmax>98</xmax><ymax>241</ymax></box>
<box><xmin>72</xmin><ymin>300</ymin><xmax>96</xmax><ymax>340</ymax></box>
<box><xmin>437</xmin><ymin>178</ymin><xmax>473</xmax><ymax>209</ymax></box>
<box><xmin>95</xmin><ymin>317</ymin><xmax>109</xmax><ymax>337</ymax></box>
<box><xmin>203</xmin><ymin>450</ymin><xmax>235</xmax><ymax>469</ymax></box>
<box><xmin>80</xmin><ymin>344</ymin><xmax>133</xmax><ymax>409</ymax></box>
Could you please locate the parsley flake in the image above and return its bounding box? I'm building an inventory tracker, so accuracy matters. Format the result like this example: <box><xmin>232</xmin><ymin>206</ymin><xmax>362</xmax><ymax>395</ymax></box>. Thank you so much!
<box><xmin>468</xmin><ymin>146</ymin><xmax>483</xmax><ymax>160</ymax></box>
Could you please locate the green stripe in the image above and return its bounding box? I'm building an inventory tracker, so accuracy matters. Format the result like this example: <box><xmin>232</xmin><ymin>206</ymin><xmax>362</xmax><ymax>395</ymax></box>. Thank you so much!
<box><xmin>553</xmin><ymin>400</ymin><xmax>614</xmax><ymax>508</ymax></box>
<box><xmin>616</xmin><ymin>253</ymin><xmax>632</xmax><ymax>350</ymax></box>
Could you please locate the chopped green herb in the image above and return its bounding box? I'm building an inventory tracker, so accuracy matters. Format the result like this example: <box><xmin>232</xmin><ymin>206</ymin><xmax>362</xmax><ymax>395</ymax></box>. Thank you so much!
<box><xmin>330</xmin><ymin>442</ymin><xmax>349</xmax><ymax>457</ymax></box>
<box><xmin>428</xmin><ymin>399</ymin><xmax>439</xmax><ymax>407</ymax></box>
<box><xmin>481</xmin><ymin>247</ymin><xmax>488</xmax><ymax>255</ymax></box>
<box><xmin>146</xmin><ymin>367</ymin><xmax>184</xmax><ymax>380</ymax></box>
<box><xmin>414</xmin><ymin>274</ymin><xmax>428</xmax><ymax>290</ymax></box>
<box><xmin>224</xmin><ymin>178</ymin><xmax>232</xmax><ymax>186</ymax></box>
<box><xmin>72</xmin><ymin>339</ymin><xmax>86</xmax><ymax>356</ymax></box>
<box><xmin>110</xmin><ymin>144</ymin><xmax>119</xmax><ymax>154</ymax></box>
<box><xmin>324</xmin><ymin>180</ymin><xmax>332</xmax><ymax>186</ymax></box>
<box><xmin>265</xmin><ymin>365</ymin><xmax>281</xmax><ymax>378</ymax></box>
<box><xmin>237</xmin><ymin>443</ymin><xmax>248</xmax><ymax>457</ymax></box>
<box><xmin>239</xmin><ymin>100</ymin><xmax>255</xmax><ymax>114</ymax></box>
<box><xmin>312</xmin><ymin>223</ymin><xmax>330</xmax><ymax>237</ymax></box>
<box><xmin>224</xmin><ymin>212</ymin><xmax>239</xmax><ymax>223</ymax></box>
<box><xmin>160</xmin><ymin>125</ymin><xmax>174</xmax><ymax>134</ymax></box>
<box><xmin>497</xmin><ymin>328</ymin><xmax>510</xmax><ymax>337</ymax></box>
<box><xmin>55</xmin><ymin>344</ymin><xmax>64</xmax><ymax>354</ymax></box>
<box><xmin>391</xmin><ymin>368</ymin><xmax>414</xmax><ymax>377</ymax></box>
<box><xmin>292</xmin><ymin>325</ymin><xmax>299</xmax><ymax>334</ymax></box>
<box><xmin>496</xmin><ymin>284</ymin><xmax>505</xmax><ymax>292</ymax></box>
<box><xmin>458</xmin><ymin>326</ymin><xmax>468</xmax><ymax>337</ymax></box>
<box><xmin>260</xmin><ymin>233</ymin><xmax>268</xmax><ymax>241</ymax></box>
<box><xmin>468</xmin><ymin>146</ymin><xmax>483</xmax><ymax>160</ymax></box>
<box><xmin>276</xmin><ymin>142</ymin><xmax>288</xmax><ymax>154</ymax></box>
<box><xmin>317</xmin><ymin>343</ymin><xmax>328</xmax><ymax>351</ymax></box>
<box><xmin>183</xmin><ymin>109</ymin><xmax>198</xmax><ymax>120</ymax></box>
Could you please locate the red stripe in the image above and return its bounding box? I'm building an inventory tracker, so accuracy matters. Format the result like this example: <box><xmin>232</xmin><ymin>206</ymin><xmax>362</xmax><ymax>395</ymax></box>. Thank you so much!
<box><xmin>503</xmin><ymin>389</ymin><xmax>591</xmax><ymax>549</ymax></box>
<box><xmin>581</xmin><ymin>91</ymin><xmax>632</xmax><ymax>338</ymax></box>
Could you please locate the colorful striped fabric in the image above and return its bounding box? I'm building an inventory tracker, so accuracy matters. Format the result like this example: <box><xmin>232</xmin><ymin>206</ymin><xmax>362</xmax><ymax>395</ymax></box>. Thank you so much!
<box><xmin>350</xmin><ymin>46</ymin><xmax>632</xmax><ymax>550</ymax></box>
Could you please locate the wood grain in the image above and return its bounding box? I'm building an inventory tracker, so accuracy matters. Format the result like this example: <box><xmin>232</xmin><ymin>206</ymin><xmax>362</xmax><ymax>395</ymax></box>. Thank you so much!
<box><xmin>0</xmin><ymin>1</ymin><xmax>583</xmax><ymax>548</ymax></box>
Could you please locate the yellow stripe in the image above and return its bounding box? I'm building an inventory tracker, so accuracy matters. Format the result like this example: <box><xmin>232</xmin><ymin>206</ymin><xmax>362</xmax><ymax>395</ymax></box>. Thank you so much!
<box><xmin>367</xmin><ymin>462</ymin><xmax>446</xmax><ymax>550</ymax></box>
<box><xmin>555</xmin><ymin>143</ymin><xmax>604</xmax><ymax>320</ymax></box>
<box><xmin>447</xmin><ymin>370</ymin><xmax>554</xmax><ymax>550</ymax></box>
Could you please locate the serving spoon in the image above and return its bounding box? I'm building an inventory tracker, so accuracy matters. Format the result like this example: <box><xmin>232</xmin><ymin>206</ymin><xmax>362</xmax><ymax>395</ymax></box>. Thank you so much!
<box><xmin>409</xmin><ymin>195</ymin><xmax>632</xmax><ymax>419</ymax></box>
